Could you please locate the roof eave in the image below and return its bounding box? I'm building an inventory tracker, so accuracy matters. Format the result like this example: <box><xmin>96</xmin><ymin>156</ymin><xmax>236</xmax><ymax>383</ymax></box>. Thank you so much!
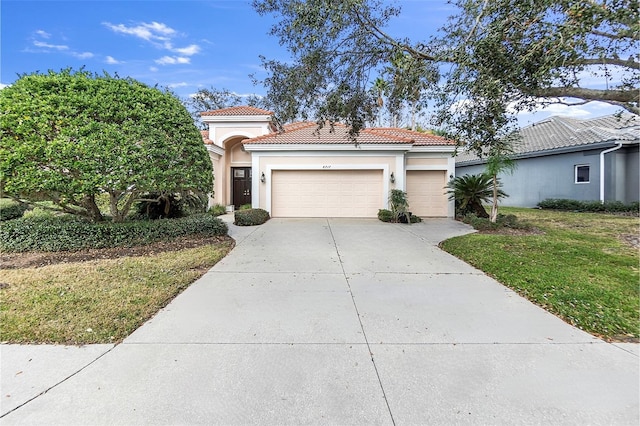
<box><xmin>201</xmin><ymin>114</ymin><xmax>272</xmax><ymax>123</ymax></box>
<box><xmin>242</xmin><ymin>143</ymin><xmax>414</xmax><ymax>152</ymax></box>
<box><xmin>409</xmin><ymin>145</ymin><xmax>457</xmax><ymax>153</ymax></box>
<box><xmin>455</xmin><ymin>140</ymin><xmax>636</xmax><ymax>166</ymax></box>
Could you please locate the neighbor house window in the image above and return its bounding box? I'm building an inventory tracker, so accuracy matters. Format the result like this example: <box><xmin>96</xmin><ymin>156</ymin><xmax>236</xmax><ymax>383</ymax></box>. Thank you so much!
<box><xmin>575</xmin><ymin>165</ymin><xmax>590</xmax><ymax>183</ymax></box>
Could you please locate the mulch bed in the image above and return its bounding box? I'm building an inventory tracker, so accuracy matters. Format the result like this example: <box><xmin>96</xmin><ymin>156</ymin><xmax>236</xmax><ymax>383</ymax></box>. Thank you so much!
<box><xmin>0</xmin><ymin>235</ymin><xmax>235</xmax><ymax>269</ymax></box>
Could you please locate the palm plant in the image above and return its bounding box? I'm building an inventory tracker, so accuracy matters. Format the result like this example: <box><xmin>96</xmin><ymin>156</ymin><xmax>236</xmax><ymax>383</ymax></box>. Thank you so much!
<box><xmin>445</xmin><ymin>173</ymin><xmax>506</xmax><ymax>218</ymax></box>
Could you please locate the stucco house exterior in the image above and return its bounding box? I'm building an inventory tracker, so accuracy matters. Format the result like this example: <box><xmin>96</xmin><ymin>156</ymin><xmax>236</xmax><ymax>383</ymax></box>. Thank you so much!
<box><xmin>201</xmin><ymin>106</ymin><xmax>457</xmax><ymax>218</ymax></box>
<box><xmin>455</xmin><ymin>113</ymin><xmax>640</xmax><ymax>207</ymax></box>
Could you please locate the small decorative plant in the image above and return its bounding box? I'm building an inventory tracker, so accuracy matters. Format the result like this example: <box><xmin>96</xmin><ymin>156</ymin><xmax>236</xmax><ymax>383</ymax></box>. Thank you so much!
<box><xmin>389</xmin><ymin>189</ymin><xmax>411</xmax><ymax>224</ymax></box>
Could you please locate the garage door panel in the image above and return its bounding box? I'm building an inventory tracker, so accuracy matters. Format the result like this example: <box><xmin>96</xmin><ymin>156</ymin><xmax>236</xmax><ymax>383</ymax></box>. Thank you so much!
<box><xmin>272</xmin><ymin>170</ymin><xmax>383</xmax><ymax>218</ymax></box>
<box><xmin>406</xmin><ymin>170</ymin><xmax>448</xmax><ymax>217</ymax></box>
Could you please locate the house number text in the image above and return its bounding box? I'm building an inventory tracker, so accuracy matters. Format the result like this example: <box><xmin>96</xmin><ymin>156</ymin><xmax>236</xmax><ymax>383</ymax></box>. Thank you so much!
<box><xmin>322</xmin><ymin>165</ymin><xmax>332</xmax><ymax>169</ymax></box>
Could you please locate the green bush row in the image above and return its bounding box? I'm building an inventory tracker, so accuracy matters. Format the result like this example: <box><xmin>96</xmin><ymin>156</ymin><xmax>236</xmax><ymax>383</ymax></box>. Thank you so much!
<box><xmin>462</xmin><ymin>213</ymin><xmax>533</xmax><ymax>231</ymax></box>
<box><xmin>0</xmin><ymin>199</ymin><xmax>28</xmax><ymax>221</ymax></box>
<box><xmin>537</xmin><ymin>198</ymin><xmax>639</xmax><ymax>213</ymax></box>
<box><xmin>0</xmin><ymin>214</ymin><xmax>228</xmax><ymax>253</ymax></box>
<box><xmin>234</xmin><ymin>208</ymin><xmax>270</xmax><ymax>226</ymax></box>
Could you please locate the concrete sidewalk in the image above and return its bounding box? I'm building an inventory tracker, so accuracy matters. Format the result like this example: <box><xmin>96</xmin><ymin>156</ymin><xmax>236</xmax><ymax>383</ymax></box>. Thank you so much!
<box><xmin>1</xmin><ymin>218</ymin><xmax>638</xmax><ymax>425</ymax></box>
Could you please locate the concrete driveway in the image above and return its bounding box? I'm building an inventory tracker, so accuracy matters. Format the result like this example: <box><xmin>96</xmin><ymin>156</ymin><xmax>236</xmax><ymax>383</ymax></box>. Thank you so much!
<box><xmin>1</xmin><ymin>218</ymin><xmax>638</xmax><ymax>425</ymax></box>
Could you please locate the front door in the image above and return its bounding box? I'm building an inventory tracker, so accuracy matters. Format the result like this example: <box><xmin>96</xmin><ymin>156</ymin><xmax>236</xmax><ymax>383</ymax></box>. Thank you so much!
<box><xmin>232</xmin><ymin>167</ymin><xmax>252</xmax><ymax>207</ymax></box>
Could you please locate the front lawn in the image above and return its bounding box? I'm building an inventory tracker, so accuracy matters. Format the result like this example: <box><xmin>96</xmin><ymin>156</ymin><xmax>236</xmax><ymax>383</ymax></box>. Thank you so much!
<box><xmin>440</xmin><ymin>207</ymin><xmax>639</xmax><ymax>341</ymax></box>
<box><xmin>0</xmin><ymin>238</ymin><xmax>233</xmax><ymax>344</ymax></box>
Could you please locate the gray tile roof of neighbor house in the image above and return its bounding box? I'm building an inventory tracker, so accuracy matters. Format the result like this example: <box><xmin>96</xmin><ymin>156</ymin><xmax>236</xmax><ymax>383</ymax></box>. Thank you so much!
<box><xmin>456</xmin><ymin>113</ymin><xmax>640</xmax><ymax>165</ymax></box>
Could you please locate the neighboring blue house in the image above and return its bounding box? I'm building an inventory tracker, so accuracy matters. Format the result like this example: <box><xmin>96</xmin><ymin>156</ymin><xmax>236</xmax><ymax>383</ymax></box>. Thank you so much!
<box><xmin>455</xmin><ymin>113</ymin><xmax>640</xmax><ymax>207</ymax></box>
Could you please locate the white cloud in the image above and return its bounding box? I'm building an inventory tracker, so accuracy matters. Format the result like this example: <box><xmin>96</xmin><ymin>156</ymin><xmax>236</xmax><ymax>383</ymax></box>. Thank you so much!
<box><xmin>33</xmin><ymin>40</ymin><xmax>68</xmax><ymax>50</ymax></box>
<box><xmin>103</xmin><ymin>21</ymin><xmax>201</xmax><ymax>65</ymax></box>
<box><xmin>73</xmin><ymin>51</ymin><xmax>94</xmax><ymax>59</ymax></box>
<box><xmin>0</xmin><ymin>83</ymin><xmax>10</xmax><ymax>89</ymax></box>
<box><xmin>155</xmin><ymin>56</ymin><xmax>190</xmax><ymax>65</ymax></box>
<box><xmin>105</xmin><ymin>55</ymin><xmax>121</xmax><ymax>64</ymax></box>
<box><xmin>149</xmin><ymin>66</ymin><xmax>159</xmax><ymax>72</ymax></box>
<box><xmin>173</xmin><ymin>44</ymin><xmax>200</xmax><ymax>56</ymax></box>
<box><xmin>103</xmin><ymin>21</ymin><xmax>176</xmax><ymax>42</ymax></box>
<box><xmin>168</xmin><ymin>82</ymin><xmax>188</xmax><ymax>88</ymax></box>
<box><xmin>35</xmin><ymin>30</ymin><xmax>51</xmax><ymax>39</ymax></box>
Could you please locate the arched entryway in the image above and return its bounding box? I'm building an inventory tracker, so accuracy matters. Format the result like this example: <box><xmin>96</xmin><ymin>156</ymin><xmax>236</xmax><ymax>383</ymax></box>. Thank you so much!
<box><xmin>223</xmin><ymin>136</ymin><xmax>253</xmax><ymax>208</ymax></box>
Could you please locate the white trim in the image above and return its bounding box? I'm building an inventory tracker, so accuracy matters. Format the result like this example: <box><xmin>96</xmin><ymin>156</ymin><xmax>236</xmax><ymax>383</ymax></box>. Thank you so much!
<box><xmin>395</xmin><ymin>154</ymin><xmax>405</xmax><ymax>190</ymax></box>
<box><xmin>217</xmin><ymin>132</ymin><xmax>258</xmax><ymax>148</ymax></box>
<box><xmin>206</xmin><ymin>144</ymin><xmax>224</xmax><ymax>156</ymax></box>
<box><xmin>251</xmin><ymin>155</ymin><xmax>260</xmax><ymax>209</ymax></box>
<box><xmin>265</xmin><ymin>164</ymin><xmax>390</xmax><ymax>215</ymax></box>
<box><xmin>409</xmin><ymin>146</ymin><xmax>457</xmax><ymax>153</ymax></box>
<box><xmin>574</xmin><ymin>164</ymin><xmax>591</xmax><ymax>184</ymax></box>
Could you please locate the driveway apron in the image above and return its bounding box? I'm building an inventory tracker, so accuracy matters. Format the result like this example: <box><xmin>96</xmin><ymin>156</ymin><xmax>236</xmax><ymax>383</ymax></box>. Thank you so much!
<box><xmin>1</xmin><ymin>218</ymin><xmax>638</xmax><ymax>425</ymax></box>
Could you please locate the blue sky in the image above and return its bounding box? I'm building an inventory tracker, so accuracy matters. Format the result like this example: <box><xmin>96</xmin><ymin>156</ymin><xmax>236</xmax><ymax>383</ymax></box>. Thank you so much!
<box><xmin>2</xmin><ymin>0</ymin><xmax>621</xmax><ymax>127</ymax></box>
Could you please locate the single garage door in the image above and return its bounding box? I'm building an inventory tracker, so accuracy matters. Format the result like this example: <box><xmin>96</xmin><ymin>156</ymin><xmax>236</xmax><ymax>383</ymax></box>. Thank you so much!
<box><xmin>271</xmin><ymin>169</ymin><xmax>383</xmax><ymax>217</ymax></box>
<box><xmin>406</xmin><ymin>170</ymin><xmax>448</xmax><ymax>217</ymax></box>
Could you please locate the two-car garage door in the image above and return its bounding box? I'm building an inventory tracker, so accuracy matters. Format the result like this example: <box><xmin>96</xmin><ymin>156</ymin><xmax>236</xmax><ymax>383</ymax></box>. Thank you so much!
<box><xmin>269</xmin><ymin>169</ymin><xmax>448</xmax><ymax>218</ymax></box>
<box><xmin>271</xmin><ymin>169</ymin><xmax>383</xmax><ymax>218</ymax></box>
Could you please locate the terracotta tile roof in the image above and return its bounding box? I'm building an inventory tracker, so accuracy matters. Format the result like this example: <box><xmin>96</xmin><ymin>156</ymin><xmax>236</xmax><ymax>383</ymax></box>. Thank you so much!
<box><xmin>369</xmin><ymin>128</ymin><xmax>456</xmax><ymax>146</ymax></box>
<box><xmin>200</xmin><ymin>130</ymin><xmax>213</xmax><ymax>145</ymax></box>
<box><xmin>242</xmin><ymin>122</ymin><xmax>451</xmax><ymax>145</ymax></box>
<box><xmin>200</xmin><ymin>106</ymin><xmax>273</xmax><ymax>117</ymax></box>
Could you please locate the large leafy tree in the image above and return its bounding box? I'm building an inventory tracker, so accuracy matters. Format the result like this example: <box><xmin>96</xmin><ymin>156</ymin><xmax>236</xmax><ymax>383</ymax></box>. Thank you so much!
<box><xmin>0</xmin><ymin>69</ymin><xmax>213</xmax><ymax>222</ymax></box>
<box><xmin>253</xmin><ymin>0</ymin><xmax>639</xmax><ymax>150</ymax></box>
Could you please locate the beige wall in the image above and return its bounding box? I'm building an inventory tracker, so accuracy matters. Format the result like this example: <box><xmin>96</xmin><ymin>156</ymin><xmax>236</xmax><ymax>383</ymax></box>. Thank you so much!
<box><xmin>255</xmin><ymin>154</ymin><xmax>398</xmax><ymax>210</ymax></box>
<box><xmin>208</xmin><ymin>152</ymin><xmax>223</xmax><ymax>207</ymax></box>
<box><xmin>406</xmin><ymin>157</ymin><xmax>448</xmax><ymax>166</ymax></box>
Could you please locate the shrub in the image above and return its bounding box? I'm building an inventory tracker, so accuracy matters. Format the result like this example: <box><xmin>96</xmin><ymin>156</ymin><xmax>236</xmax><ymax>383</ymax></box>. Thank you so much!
<box><xmin>410</xmin><ymin>214</ymin><xmax>422</xmax><ymax>223</ymax></box>
<box><xmin>0</xmin><ymin>198</ymin><xmax>28</xmax><ymax>221</ymax></box>
<box><xmin>462</xmin><ymin>213</ymin><xmax>532</xmax><ymax>231</ymax></box>
<box><xmin>239</xmin><ymin>204</ymin><xmax>253</xmax><ymax>211</ymax></box>
<box><xmin>208</xmin><ymin>204</ymin><xmax>227</xmax><ymax>217</ymax></box>
<box><xmin>22</xmin><ymin>207</ymin><xmax>56</xmax><ymax>220</ymax></box>
<box><xmin>234</xmin><ymin>208</ymin><xmax>270</xmax><ymax>226</ymax></box>
<box><xmin>378</xmin><ymin>209</ymin><xmax>393</xmax><ymax>222</ymax></box>
<box><xmin>537</xmin><ymin>199</ymin><xmax>640</xmax><ymax>214</ymax></box>
<box><xmin>0</xmin><ymin>214</ymin><xmax>228</xmax><ymax>253</ymax></box>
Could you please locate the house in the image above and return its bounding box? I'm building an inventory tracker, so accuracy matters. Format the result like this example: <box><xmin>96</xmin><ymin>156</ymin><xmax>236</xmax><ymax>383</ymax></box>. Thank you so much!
<box><xmin>455</xmin><ymin>113</ymin><xmax>640</xmax><ymax>207</ymax></box>
<box><xmin>201</xmin><ymin>106</ymin><xmax>457</xmax><ymax>218</ymax></box>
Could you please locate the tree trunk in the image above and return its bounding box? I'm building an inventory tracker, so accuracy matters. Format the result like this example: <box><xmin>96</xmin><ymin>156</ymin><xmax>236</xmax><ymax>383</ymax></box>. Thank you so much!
<box><xmin>81</xmin><ymin>194</ymin><xmax>104</xmax><ymax>222</ymax></box>
<box><xmin>490</xmin><ymin>174</ymin><xmax>498</xmax><ymax>223</ymax></box>
<box><xmin>471</xmin><ymin>201</ymin><xmax>489</xmax><ymax>218</ymax></box>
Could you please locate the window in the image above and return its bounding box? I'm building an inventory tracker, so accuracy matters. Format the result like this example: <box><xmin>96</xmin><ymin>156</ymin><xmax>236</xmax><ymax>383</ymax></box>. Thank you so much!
<box><xmin>575</xmin><ymin>165</ymin><xmax>590</xmax><ymax>183</ymax></box>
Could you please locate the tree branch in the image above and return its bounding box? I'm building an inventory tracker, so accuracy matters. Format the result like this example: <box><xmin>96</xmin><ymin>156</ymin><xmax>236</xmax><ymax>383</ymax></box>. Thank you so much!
<box><xmin>535</xmin><ymin>87</ymin><xmax>639</xmax><ymax>114</ymax></box>
<box><xmin>568</xmin><ymin>57</ymin><xmax>640</xmax><ymax>70</ymax></box>
<box><xmin>351</xmin><ymin>8</ymin><xmax>436</xmax><ymax>61</ymax></box>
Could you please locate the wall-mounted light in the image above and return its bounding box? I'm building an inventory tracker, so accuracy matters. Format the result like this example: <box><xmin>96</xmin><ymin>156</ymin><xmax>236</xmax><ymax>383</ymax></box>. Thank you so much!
<box><xmin>449</xmin><ymin>174</ymin><xmax>454</xmax><ymax>179</ymax></box>
<box><xmin>260</xmin><ymin>172</ymin><xmax>266</xmax><ymax>183</ymax></box>
<box><xmin>390</xmin><ymin>172</ymin><xmax>395</xmax><ymax>183</ymax></box>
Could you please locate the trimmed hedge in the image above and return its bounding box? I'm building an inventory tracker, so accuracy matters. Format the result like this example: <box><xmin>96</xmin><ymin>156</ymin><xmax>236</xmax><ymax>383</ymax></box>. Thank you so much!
<box><xmin>0</xmin><ymin>214</ymin><xmax>228</xmax><ymax>253</ymax></box>
<box><xmin>378</xmin><ymin>208</ymin><xmax>422</xmax><ymax>223</ymax></box>
<box><xmin>0</xmin><ymin>199</ymin><xmax>28</xmax><ymax>221</ymax></box>
<box><xmin>537</xmin><ymin>198</ymin><xmax>639</xmax><ymax>213</ymax></box>
<box><xmin>462</xmin><ymin>213</ymin><xmax>532</xmax><ymax>231</ymax></box>
<box><xmin>234</xmin><ymin>208</ymin><xmax>270</xmax><ymax>226</ymax></box>
<box><xmin>378</xmin><ymin>209</ymin><xmax>393</xmax><ymax>222</ymax></box>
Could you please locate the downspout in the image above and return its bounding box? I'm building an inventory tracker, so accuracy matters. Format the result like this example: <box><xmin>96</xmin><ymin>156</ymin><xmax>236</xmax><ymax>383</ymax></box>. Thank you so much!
<box><xmin>600</xmin><ymin>143</ymin><xmax>623</xmax><ymax>203</ymax></box>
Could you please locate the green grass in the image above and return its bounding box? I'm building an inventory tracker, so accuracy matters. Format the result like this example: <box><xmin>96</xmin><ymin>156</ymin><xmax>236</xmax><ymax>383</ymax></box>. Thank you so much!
<box><xmin>441</xmin><ymin>207</ymin><xmax>639</xmax><ymax>340</ymax></box>
<box><xmin>0</xmin><ymin>241</ymin><xmax>233</xmax><ymax>344</ymax></box>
